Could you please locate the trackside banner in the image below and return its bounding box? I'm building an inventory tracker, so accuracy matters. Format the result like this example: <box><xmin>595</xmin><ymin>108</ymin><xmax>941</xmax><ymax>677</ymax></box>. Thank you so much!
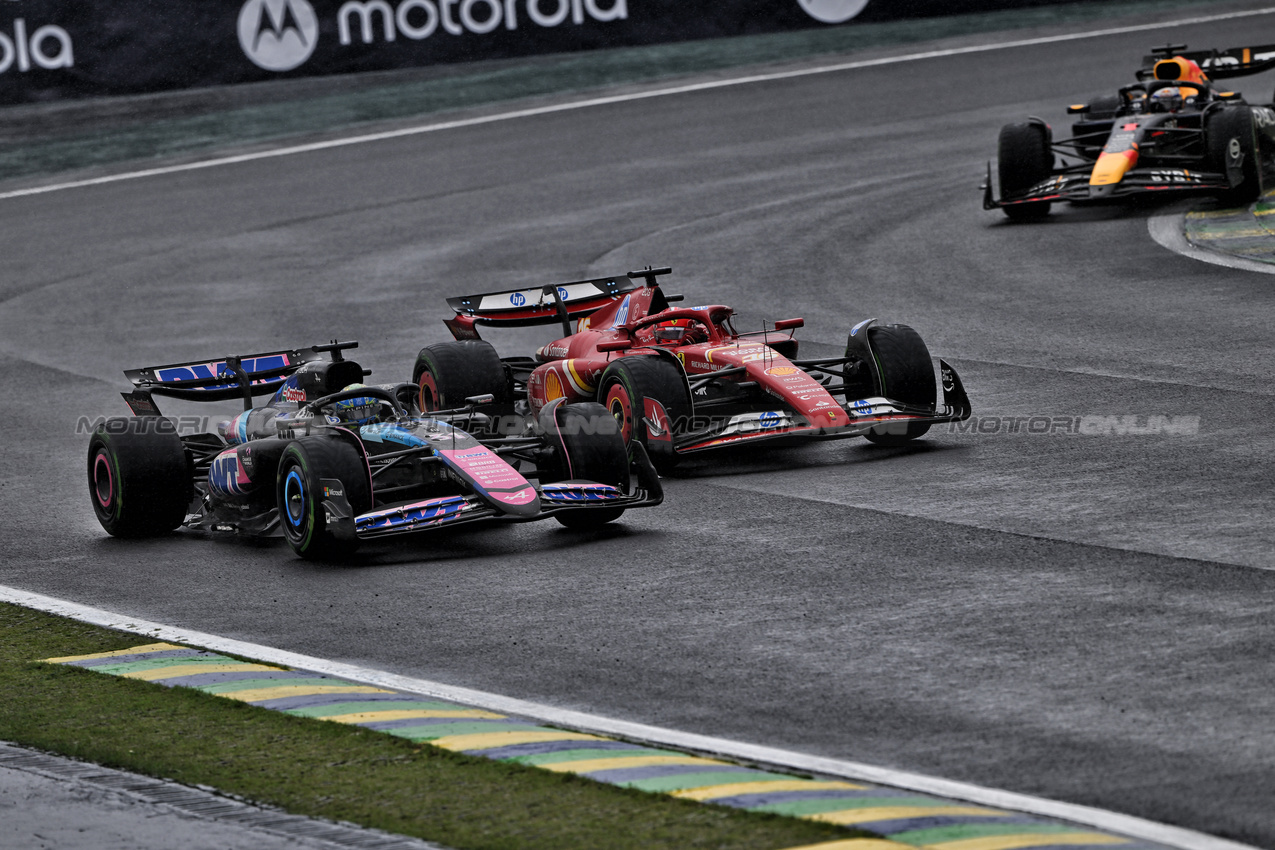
<box><xmin>0</xmin><ymin>0</ymin><xmax>1092</xmax><ymax>103</ymax></box>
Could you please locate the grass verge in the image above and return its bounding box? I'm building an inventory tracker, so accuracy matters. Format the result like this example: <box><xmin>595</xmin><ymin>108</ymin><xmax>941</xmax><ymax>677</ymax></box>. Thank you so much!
<box><xmin>0</xmin><ymin>0</ymin><xmax>1240</xmax><ymax>182</ymax></box>
<box><xmin>0</xmin><ymin>601</ymin><xmax>858</xmax><ymax>850</ymax></box>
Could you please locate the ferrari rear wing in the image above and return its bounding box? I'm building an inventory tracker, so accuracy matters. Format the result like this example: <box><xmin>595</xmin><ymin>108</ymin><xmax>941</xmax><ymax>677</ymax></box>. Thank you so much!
<box><xmin>1141</xmin><ymin>43</ymin><xmax>1275</xmax><ymax>80</ymax></box>
<box><xmin>444</xmin><ymin>275</ymin><xmax>642</xmax><ymax>339</ymax></box>
<box><xmin>121</xmin><ymin>341</ymin><xmax>357</xmax><ymax>413</ymax></box>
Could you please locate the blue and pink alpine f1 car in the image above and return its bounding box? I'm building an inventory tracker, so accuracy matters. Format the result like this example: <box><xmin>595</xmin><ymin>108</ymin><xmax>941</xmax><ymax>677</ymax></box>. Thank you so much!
<box><xmin>88</xmin><ymin>340</ymin><xmax>661</xmax><ymax>559</ymax></box>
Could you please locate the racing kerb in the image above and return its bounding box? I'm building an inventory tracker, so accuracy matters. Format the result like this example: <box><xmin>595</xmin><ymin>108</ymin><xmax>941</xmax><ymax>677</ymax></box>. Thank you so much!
<box><xmin>0</xmin><ymin>586</ymin><xmax>1258</xmax><ymax>850</ymax></box>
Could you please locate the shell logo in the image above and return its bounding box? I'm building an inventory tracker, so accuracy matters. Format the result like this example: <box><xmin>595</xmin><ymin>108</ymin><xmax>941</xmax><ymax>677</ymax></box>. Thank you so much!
<box><xmin>545</xmin><ymin>370</ymin><xmax>565</xmax><ymax>401</ymax></box>
<box><xmin>765</xmin><ymin>366</ymin><xmax>800</xmax><ymax>377</ymax></box>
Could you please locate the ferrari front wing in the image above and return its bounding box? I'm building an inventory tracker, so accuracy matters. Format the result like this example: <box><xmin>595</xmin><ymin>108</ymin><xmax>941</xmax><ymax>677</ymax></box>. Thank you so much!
<box><xmin>673</xmin><ymin>359</ymin><xmax>972</xmax><ymax>452</ymax></box>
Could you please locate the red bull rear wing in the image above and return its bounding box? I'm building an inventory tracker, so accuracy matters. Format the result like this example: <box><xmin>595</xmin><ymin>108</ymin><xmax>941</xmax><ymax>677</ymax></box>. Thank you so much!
<box><xmin>1145</xmin><ymin>43</ymin><xmax>1275</xmax><ymax>80</ymax></box>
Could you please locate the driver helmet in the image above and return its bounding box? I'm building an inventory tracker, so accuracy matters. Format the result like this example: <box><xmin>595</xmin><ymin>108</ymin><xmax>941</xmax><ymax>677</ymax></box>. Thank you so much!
<box><xmin>332</xmin><ymin>384</ymin><xmax>380</xmax><ymax>425</ymax></box>
<box><xmin>1148</xmin><ymin>86</ymin><xmax>1184</xmax><ymax>113</ymax></box>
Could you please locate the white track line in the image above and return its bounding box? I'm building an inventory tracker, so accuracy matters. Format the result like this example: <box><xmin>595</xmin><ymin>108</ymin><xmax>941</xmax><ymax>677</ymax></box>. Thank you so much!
<box><xmin>3</xmin><ymin>6</ymin><xmax>1275</xmax><ymax>202</ymax></box>
<box><xmin>1148</xmin><ymin>205</ymin><xmax>1275</xmax><ymax>273</ymax></box>
<box><xmin>0</xmin><ymin>585</ymin><xmax>1260</xmax><ymax>850</ymax></box>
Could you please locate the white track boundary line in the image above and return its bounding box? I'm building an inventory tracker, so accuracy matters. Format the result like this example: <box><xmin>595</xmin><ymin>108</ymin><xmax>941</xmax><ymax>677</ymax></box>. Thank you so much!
<box><xmin>3</xmin><ymin>6</ymin><xmax>1275</xmax><ymax>202</ymax></box>
<box><xmin>0</xmin><ymin>584</ymin><xmax>1260</xmax><ymax>850</ymax></box>
<box><xmin>1148</xmin><ymin>205</ymin><xmax>1275</xmax><ymax>273</ymax></box>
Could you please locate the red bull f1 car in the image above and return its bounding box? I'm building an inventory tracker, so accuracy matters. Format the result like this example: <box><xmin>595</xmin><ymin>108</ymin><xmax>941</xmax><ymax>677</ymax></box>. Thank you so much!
<box><xmin>88</xmin><ymin>340</ymin><xmax>662</xmax><ymax>560</ymax></box>
<box><xmin>984</xmin><ymin>43</ymin><xmax>1275</xmax><ymax>220</ymax></box>
<box><xmin>411</xmin><ymin>267</ymin><xmax>971</xmax><ymax>470</ymax></box>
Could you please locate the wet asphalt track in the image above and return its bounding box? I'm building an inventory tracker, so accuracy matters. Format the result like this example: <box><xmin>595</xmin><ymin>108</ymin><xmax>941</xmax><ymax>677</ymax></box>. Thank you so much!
<box><xmin>2</xmin><ymin>5</ymin><xmax>1275</xmax><ymax>847</ymax></box>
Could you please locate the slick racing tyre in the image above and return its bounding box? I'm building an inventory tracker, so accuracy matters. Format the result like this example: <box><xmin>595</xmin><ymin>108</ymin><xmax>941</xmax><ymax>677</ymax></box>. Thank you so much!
<box><xmin>998</xmin><ymin>121</ymin><xmax>1054</xmax><ymax>221</ymax></box>
<box><xmin>277</xmin><ymin>436</ymin><xmax>372</xmax><ymax>561</ymax></box>
<box><xmin>862</xmin><ymin>324</ymin><xmax>936</xmax><ymax>446</ymax></box>
<box><xmin>542</xmin><ymin>402</ymin><xmax>630</xmax><ymax>529</ymax></box>
<box><xmin>1207</xmin><ymin>107</ymin><xmax>1263</xmax><ymax>206</ymax></box>
<box><xmin>412</xmin><ymin>340</ymin><xmax>511</xmax><ymax>416</ymax></box>
<box><xmin>599</xmin><ymin>355</ymin><xmax>690</xmax><ymax>472</ymax></box>
<box><xmin>88</xmin><ymin>417</ymin><xmax>191</xmax><ymax>537</ymax></box>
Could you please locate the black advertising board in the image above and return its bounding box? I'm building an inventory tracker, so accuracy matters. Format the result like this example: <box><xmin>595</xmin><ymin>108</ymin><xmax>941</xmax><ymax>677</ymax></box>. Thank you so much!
<box><xmin>0</xmin><ymin>0</ymin><xmax>1089</xmax><ymax>104</ymax></box>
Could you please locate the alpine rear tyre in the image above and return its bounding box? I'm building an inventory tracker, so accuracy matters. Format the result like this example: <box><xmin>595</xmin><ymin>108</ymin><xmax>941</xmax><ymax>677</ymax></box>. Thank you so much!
<box><xmin>88</xmin><ymin>417</ymin><xmax>191</xmax><ymax>538</ymax></box>
<box><xmin>864</xmin><ymin>324</ymin><xmax>936</xmax><ymax>446</ymax></box>
<box><xmin>277</xmin><ymin>435</ymin><xmax>372</xmax><ymax>561</ymax></box>
<box><xmin>998</xmin><ymin>122</ymin><xmax>1054</xmax><ymax>221</ymax></box>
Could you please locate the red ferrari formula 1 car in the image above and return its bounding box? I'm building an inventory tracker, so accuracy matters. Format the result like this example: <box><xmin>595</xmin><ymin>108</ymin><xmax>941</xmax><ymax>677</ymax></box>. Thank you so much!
<box><xmin>411</xmin><ymin>267</ymin><xmax>971</xmax><ymax>469</ymax></box>
<box><xmin>984</xmin><ymin>43</ymin><xmax>1275</xmax><ymax>219</ymax></box>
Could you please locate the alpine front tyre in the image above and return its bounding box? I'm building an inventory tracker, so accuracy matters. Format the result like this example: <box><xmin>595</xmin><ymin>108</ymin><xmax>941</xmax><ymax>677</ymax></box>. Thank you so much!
<box><xmin>87</xmin><ymin>417</ymin><xmax>191</xmax><ymax>538</ymax></box>
<box><xmin>543</xmin><ymin>402</ymin><xmax>630</xmax><ymax>529</ymax></box>
<box><xmin>998</xmin><ymin>121</ymin><xmax>1054</xmax><ymax>221</ymax></box>
<box><xmin>862</xmin><ymin>324</ymin><xmax>936</xmax><ymax>446</ymax></box>
<box><xmin>277</xmin><ymin>436</ymin><xmax>372</xmax><ymax>561</ymax></box>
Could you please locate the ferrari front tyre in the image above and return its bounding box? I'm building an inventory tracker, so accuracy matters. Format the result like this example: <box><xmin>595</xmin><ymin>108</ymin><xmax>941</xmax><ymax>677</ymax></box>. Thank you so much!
<box><xmin>87</xmin><ymin>417</ymin><xmax>191</xmax><ymax>537</ymax></box>
<box><xmin>277</xmin><ymin>436</ymin><xmax>372</xmax><ymax>561</ymax></box>
<box><xmin>997</xmin><ymin>122</ymin><xmax>1054</xmax><ymax>221</ymax></box>
<box><xmin>863</xmin><ymin>324</ymin><xmax>936</xmax><ymax>446</ymax></box>
<box><xmin>598</xmin><ymin>356</ymin><xmax>690</xmax><ymax>472</ymax></box>
<box><xmin>544</xmin><ymin>402</ymin><xmax>630</xmax><ymax>529</ymax></box>
<box><xmin>1207</xmin><ymin>107</ymin><xmax>1263</xmax><ymax>206</ymax></box>
<box><xmin>412</xmin><ymin>340</ymin><xmax>511</xmax><ymax>413</ymax></box>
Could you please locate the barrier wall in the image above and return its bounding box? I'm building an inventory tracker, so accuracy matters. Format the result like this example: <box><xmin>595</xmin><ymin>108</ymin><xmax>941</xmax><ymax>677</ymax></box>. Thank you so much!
<box><xmin>0</xmin><ymin>0</ymin><xmax>1085</xmax><ymax>104</ymax></box>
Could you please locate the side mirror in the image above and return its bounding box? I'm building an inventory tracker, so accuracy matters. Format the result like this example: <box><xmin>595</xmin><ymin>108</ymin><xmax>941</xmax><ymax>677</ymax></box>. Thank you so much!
<box><xmin>597</xmin><ymin>339</ymin><xmax>633</xmax><ymax>352</ymax></box>
<box><xmin>1066</xmin><ymin>104</ymin><xmax>1086</xmax><ymax>114</ymax></box>
<box><xmin>465</xmin><ymin>393</ymin><xmax>495</xmax><ymax>405</ymax></box>
<box><xmin>773</xmin><ymin>318</ymin><xmax>804</xmax><ymax>331</ymax></box>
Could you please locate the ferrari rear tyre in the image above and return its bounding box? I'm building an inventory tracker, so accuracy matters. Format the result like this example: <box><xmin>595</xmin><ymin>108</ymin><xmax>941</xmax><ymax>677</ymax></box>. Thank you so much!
<box><xmin>412</xmin><ymin>340</ymin><xmax>511</xmax><ymax>414</ymax></box>
<box><xmin>277</xmin><ymin>436</ymin><xmax>372</xmax><ymax>561</ymax></box>
<box><xmin>998</xmin><ymin>122</ymin><xmax>1054</xmax><ymax>221</ymax></box>
<box><xmin>543</xmin><ymin>402</ymin><xmax>630</xmax><ymax>529</ymax></box>
<box><xmin>1207</xmin><ymin>107</ymin><xmax>1263</xmax><ymax>206</ymax></box>
<box><xmin>599</xmin><ymin>356</ymin><xmax>690</xmax><ymax>472</ymax></box>
<box><xmin>863</xmin><ymin>325</ymin><xmax>936</xmax><ymax>446</ymax></box>
<box><xmin>88</xmin><ymin>417</ymin><xmax>191</xmax><ymax>538</ymax></box>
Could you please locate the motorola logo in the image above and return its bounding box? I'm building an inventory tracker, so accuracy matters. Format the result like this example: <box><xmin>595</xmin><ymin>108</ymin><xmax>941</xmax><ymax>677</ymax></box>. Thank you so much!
<box><xmin>797</xmin><ymin>0</ymin><xmax>869</xmax><ymax>24</ymax></box>
<box><xmin>238</xmin><ymin>0</ymin><xmax>319</xmax><ymax>72</ymax></box>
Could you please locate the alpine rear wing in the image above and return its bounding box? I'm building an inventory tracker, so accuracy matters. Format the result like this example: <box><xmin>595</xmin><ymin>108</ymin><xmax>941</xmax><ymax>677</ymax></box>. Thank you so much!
<box><xmin>1141</xmin><ymin>43</ymin><xmax>1275</xmax><ymax>80</ymax></box>
<box><xmin>121</xmin><ymin>341</ymin><xmax>358</xmax><ymax>414</ymax></box>
<box><xmin>445</xmin><ymin>275</ymin><xmax>643</xmax><ymax>339</ymax></box>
